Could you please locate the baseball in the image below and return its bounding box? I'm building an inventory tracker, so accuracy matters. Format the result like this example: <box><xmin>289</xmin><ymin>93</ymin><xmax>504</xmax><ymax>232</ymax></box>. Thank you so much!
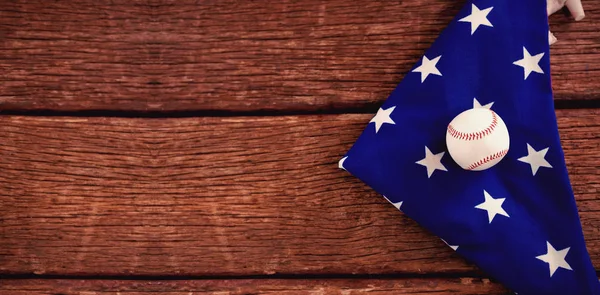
<box><xmin>446</xmin><ymin>108</ymin><xmax>510</xmax><ymax>171</ymax></box>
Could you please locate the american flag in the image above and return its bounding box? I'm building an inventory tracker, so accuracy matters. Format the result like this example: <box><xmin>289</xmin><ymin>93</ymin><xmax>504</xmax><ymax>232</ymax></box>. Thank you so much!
<box><xmin>339</xmin><ymin>0</ymin><xmax>599</xmax><ymax>294</ymax></box>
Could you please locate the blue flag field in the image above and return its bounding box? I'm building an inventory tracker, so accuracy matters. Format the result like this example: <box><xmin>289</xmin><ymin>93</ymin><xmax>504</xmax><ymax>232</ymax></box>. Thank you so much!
<box><xmin>339</xmin><ymin>0</ymin><xmax>600</xmax><ymax>294</ymax></box>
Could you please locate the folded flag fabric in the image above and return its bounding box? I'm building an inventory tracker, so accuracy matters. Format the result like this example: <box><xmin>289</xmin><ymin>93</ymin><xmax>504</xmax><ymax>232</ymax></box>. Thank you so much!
<box><xmin>339</xmin><ymin>0</ymin><xmax>599</xmax><ymax>294</ymax></box>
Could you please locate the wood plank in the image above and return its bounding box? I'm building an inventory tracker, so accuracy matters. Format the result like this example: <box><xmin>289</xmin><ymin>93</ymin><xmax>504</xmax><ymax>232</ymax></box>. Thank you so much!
<box><xmin>0</xmin><ymin>278</ymin><xmax>507</xmax><ymax>294</ymax></box>
<box><xmin>0</xmin><ymin>110</ymin><xmax>598</xmax><ymax>276</ymax></box>
<box><xmin>1</xmin><ymin>0</ymin><xmax>599</xmax><ymax>111</ymax></box>
<box><xmin>0</xmin><ymin>0</ymin><xmax>154</xmax><ymax>111</ymax></box>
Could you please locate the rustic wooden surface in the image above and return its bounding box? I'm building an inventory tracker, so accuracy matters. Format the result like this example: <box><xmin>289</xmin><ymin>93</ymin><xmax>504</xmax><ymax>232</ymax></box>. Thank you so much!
<box><xmin>0</xmin><ymin>110</ymin><xmax>598</xmax><ymax>277</ymax></box>
<box><xmin>0</xmin><ymin>278</ymin><xmax>509</xmax><ymax>295</ymax></box>
<box><xmin>0</xmin><ymin>0</ymin><xmax>599</xmax><ymax>112</ymax></box>
<box><xmin>1</xmin><ymin>0</ymin><xmax>599</xmax><ymax>294</ymax></box>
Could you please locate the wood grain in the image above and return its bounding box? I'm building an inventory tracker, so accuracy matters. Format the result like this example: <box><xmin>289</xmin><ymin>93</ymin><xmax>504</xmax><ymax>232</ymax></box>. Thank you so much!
<box><xmin>1</xmin><ymin>0</ymin><xmax>599</xmax><ymax>112</ymax></box>
<box><xmin>0</xmin><ymin>278</ymin><xmax>508</xmax><ymax>295</ymax></box>
<box><xmin>0</xmin><ymin>0</ymin><xmax>155</xmax><ymax>111</ymax></box>
<box><xmin>0</xmin><ymin>110</ymin><xmax>598</xmax><ymax>276</ymax></box>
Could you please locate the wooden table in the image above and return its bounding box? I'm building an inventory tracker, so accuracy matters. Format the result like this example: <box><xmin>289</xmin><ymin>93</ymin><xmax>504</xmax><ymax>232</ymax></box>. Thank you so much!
<box><xmin>1</xmin><ymin>1</ymin><xmax>599</xmax><ymax>294</ymax></box>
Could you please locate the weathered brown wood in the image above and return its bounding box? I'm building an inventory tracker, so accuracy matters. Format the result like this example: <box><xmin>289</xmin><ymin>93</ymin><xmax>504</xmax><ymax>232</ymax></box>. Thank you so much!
<box><xmin>1</xmin><ymin>0</ymin><xmax>599</xmax><ymax>111</ymax></box>
<box><xmin>0</xmin><ymin>278</ymin><xmax>507</xmax><ymax>294</ymax></box>
<box><xmin>0</xmin><ymin>110</ymin><xmax>598</xmax><ymax>276</ymax></box>
<box><xmin>0</xmin><ymin>0</ymin><xmax>155</xmax><ymax>111</ymax></box>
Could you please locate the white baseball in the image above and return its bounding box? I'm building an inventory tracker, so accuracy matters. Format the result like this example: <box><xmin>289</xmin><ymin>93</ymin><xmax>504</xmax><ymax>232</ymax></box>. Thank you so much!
<box><xmin>446</xmin><ymin>108</ymin><xmax>510</xmax><ymax>171</ymax></box>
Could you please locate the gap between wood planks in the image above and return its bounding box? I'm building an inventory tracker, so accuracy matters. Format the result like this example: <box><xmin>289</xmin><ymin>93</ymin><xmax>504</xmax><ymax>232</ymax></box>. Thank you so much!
<box><xmin>0</xmin><ymin>99</ymin><xmax>597</xmax><ymax>118</ymax></box>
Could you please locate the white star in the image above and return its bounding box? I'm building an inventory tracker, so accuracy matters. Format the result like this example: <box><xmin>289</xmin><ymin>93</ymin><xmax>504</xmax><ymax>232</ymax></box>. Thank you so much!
<box><xmin>393</xmin><ymin>201</ymin><xmax>403</xmax><ymax>210</ymax></box>
<box><xmin>412</xmin><ymin>55</ymin><xmax>442</xmax><ymax>83</ymax></box>
<box><xmin>384</xmin><ymin>195</ymin><xmax>403</xmax><ymax>211</ymax></box>
<box><xmin>459</xmin><ymin>4</ymin><xmax>494</xmax><ymax>35</ymax></box>
<box><xmin>513</xmin><ymin>47</ymin><xmax>545</xmax><ymax>80</ymax></box>
<box><xmin>475</xmin><ymin>190</ymin><xmax>509</xmax><ymax>223</ymax></box>
<box><xmin>473</xmin><ymin>98</ymin><xmax>494</xmax><ymax>109</ymax></box>
<box><xmin>369</xmin><ymin>106</ymin><xmax>396</xmax><ymax>133</ymax></box>
<box><xmin>536</xmin><ymin>241</ymin><xmax>573</xmax><ymax>277</ymax></box>
<box><xmin>442</xmin><ymin>239</ymin><xmax>459</xmax><ymax>251</ymax></box>
<box><xmin>415</xmin><ymin>146</ymin><xmax>447</xmax><ymax>178</ymax></box>
<box><xmin>338</xmin><ymin>156</ymin><xmax>348</xmax><ymax>171</ymax></box>
<box><xmin>518</xmin><ymin>144</ymin><xmax>553</xmax><ymax>176</ymax></box>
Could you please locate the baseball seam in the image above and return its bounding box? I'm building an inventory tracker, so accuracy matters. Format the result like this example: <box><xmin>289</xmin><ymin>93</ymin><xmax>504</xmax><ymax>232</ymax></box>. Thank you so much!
<box><xmin>467</xmin><ymin>149</ymin><xmax>509</xmax><ymax>170</ymax></box>
<box><xmin>447</xmin><ymin>111</ymin><xmax>498</xmax><ymax>141</ymax></box>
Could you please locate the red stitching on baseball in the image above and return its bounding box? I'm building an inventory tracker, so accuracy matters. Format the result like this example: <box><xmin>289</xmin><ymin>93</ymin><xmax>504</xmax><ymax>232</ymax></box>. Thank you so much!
<box><xmin>467</xmin><ymin>149</ymin><xmax>509</xmax><ymax>170</ymax></box>
<box><xmin>447</xmin><ymin>111</ymin><xmax>498</xmax><ymax>141</ymax></box>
